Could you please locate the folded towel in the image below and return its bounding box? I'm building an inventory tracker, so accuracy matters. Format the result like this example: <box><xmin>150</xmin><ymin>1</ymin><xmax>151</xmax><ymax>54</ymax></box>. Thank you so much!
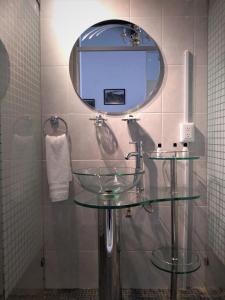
<box><xmin>45</xmin><ymin>134</ymin><xmax>72</xmax><ymax>202</ymax></box>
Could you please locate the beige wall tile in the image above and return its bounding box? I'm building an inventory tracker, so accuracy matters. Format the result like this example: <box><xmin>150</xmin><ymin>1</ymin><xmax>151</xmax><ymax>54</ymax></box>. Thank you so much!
<box><xmin>75</xmin><ymin>251</ymin><xmax>98</xmax><ymax>288</ymax></box>
<box><xmin>41</xmin><ymin>66</ymin><xmax>70</xmax><ymax>114</ymax></box>
<box><xmin>67</xmin><ymin>74</ymin><xmax>96</xmax><ymax>114</ymax></box>
<box><xmin>162</xmin><ymin>66</ymin><xmax>184</xmax><ymax>113</ymax></box>
<box><xmin>98</xmin><ymin>0</ymin><xmax>130</xmax><ymax>17</ymax></box>
<box><xmin>162</xmin><ymin>113</ymin><xmax>184</xmax><ymax>150</ymax></box>
<box><xmin>101</xmin><ymin>117</ymin><xmax>137</xmax><ymax>160</ymax></box>
<box><xmin>139</xmin><ymin>94</ymin><xmax>162</xmax><ymax>114</ymax></box>
<box><xmin>121</xmin><ymin>205</ymin><xmax>170</xmax><ymax>251</ymax></box>
<box><xmin>14</xmin><ymin>251</ymin><xmax>44</xmax><ymax>290</ymax></box>
<box><xmin>194</xmin><ymin>0</ymin><xmax>208</xmax><ymax>16</ymax></box>
<box><xmin>138</xmin><ymin>113</ymin><xmax>162</xmax><ymax>148</ymax></box>
<box><xmin>193</xmin><ymin>159</ymin><xmax>207</xmax><ymax>205</ymax></box>
<box><xmin>163</xmin><ymin>17</ymin><xmax>194</xmax><ymax>65</ymax></box>
<box><xmin>158</xmin><ymin>203</ymin><xmax>208</xmax><ymax>251</ymax></box>
<box><xmin>194</xmin><ymin>65</ymin><xmax>208</xmax><ymax>113</ymax></box>
<box><xmin>121</xmin><ymin>250</ymin><xmax>170</xmax><ymax>288</ymax></box>
<box><xmin>185</xmin><ymin>252</ymin><xmax>207</xmax><ymax>287</ymax></box>
<box><xmin>41</xmin><ymin>18</ymin><xmax>69</xmax><ymax>66</ymax></box>
<box><xmin>41</xmin><ymin>0</ymin><xmax>129</xmax><ymax>20</ymax></box>
<box><xmin>194</xmin><ymin>17</ymin><xmax>208</xmax><ymax>65</ymax></box>
<box><xmin>44</xmin><ymin>203</ymin><xmax>98</xmax><ymax>252</ymax></box>
<box><xmin>130</xmin><ymin>0</ymin><xmax>162</xmax><ymax>18</ymax></box>
<box><xmin>163</xmin><ymin>0</ymin><xmax>194</xmax><ymax>16</ymax></box>
<box><xmin>67</xmin><ymin>114</ymin><xmax>102</xmax><ymax>160</ymax></box>
<box><xmin>41</xmin><ymin>16</ymin><xmax>96</xmax><ymax>67</ymax></box>
<box><xmin>44</xmin><ymin>205</ymin><xmax>77</xmax><ymax>251</ymax></box>
<box><xmin>74</xmin><ymin>206</ymin><xmax>98</xmax><ymax>251</ymax></box>
<box><xmin>191</xmin><ymin>113</ymin><xmax>207</xmax><ymax>157</ymax></box>
<box><xmin>45</xmin><ymin>250</ymin><xmax>78</xmax><ymax>288</ymax></box>
<box><xmin>205</xmin><ymin>250</ymin><xmax>225</xmax><ymax>288</ymax></box>
<box><xmin>130</xmin><ymin>17</ymin><xmax>162</xmax><ymax>46</ymax></box>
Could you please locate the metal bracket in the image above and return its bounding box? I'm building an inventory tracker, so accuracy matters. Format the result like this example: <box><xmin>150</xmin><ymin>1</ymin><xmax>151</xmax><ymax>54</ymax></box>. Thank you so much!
<box><xmin>122</xmin><ymin>115</ymin><xmax>140</xmax><ymax>123</ymax></box>
<box><xmin>89</xmin><ymin>115</ymin><xmax>107</xmax><ymax>127</ymax></box>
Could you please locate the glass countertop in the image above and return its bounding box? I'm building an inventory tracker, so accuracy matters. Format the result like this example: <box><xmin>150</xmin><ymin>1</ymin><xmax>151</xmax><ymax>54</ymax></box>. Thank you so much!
<box><xmin>146</xmin><ymin>151</ymin><xmax>199</xmax><ymax>161</ymax></box>
<box><xmin>74</xmin><ymin>187</ymin><xmax>200</xmax><ymax>209</ymax></box>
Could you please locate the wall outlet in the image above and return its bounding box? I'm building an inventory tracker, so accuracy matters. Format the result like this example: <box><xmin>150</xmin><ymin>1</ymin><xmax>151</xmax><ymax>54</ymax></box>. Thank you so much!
<box><xmin>179</xmin><ymin>123</ymin><xmax>195</xmax><ymax>142</ymax></box>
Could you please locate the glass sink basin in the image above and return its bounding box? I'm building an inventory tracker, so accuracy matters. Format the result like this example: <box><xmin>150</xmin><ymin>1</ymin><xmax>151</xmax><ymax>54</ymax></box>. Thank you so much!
<box><xmin>73</xmin><ymin>167</ymin><xmax>144</xmax><ymax>196</ymax></box>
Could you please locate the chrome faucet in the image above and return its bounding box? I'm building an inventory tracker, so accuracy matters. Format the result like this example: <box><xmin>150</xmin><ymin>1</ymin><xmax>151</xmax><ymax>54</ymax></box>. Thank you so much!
<box><xmin>125</xmin><ymin>141</ymin><xmax>144</xmax><ymax>192</ymax></box>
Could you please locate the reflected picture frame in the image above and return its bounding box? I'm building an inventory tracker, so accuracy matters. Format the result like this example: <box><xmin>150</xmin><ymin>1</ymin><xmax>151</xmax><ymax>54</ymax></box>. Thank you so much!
<box><xmin>104</xmin><ymin>89</ymin><xmax>125</xmax><ymax>105</ymax></box>
<box><xmin>83</xmin><ymin>98</ymin><xmax>95</xmax><ymax>108</ymax></box>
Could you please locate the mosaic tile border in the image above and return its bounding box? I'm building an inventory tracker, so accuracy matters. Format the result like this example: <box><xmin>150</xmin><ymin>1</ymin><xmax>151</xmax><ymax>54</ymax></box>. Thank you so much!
<box><xmin>8</xmin><ymin>288</ymin><xmax>225</xmax><ymax>300</ymax></box>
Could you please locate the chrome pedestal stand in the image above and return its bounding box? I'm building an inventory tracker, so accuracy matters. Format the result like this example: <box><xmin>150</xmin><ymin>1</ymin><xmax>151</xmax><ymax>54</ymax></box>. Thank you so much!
<box><xmin>98</xmin><ymin>209</ymin><xmax>121</xmax><ymax>300</ymax></box>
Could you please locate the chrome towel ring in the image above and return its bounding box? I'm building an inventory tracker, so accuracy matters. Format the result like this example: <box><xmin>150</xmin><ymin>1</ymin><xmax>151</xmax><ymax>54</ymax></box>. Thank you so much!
<box><xmin>43</xmin><ymin>116</ymin><xmax>68</xmax><ymax>136</ymax></box>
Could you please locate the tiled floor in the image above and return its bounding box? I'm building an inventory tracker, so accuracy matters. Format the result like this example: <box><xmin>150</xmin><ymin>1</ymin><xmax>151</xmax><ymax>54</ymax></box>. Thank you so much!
<box><xmin>7</xmin><ymin>288</ymin><xmax>225</xmax><ymax>300</ymax></box>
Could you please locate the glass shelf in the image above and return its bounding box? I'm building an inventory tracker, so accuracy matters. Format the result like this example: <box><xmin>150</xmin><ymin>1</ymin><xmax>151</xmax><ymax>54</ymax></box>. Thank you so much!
<box><xmin>146</xmin><ymin>151</ymin><xmax>199</xmax><ymax>161</ymax></box>
<box><xmin>151</xmin><ymin>247</ymin><xmax>201</xmax><ymax>274</ymax></box>
<box><xmin>74</xmin><ymin>187</ymin><xmax>200</xmax><ymax>209</ymax></box>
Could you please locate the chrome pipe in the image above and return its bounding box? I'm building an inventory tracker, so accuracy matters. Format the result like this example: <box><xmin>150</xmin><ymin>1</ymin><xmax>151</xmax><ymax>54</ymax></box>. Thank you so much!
<box><xmin>98</xmin><ymin>209</ymin><xmax>121</xmax><ymax>300</ymax></box>
<box><xmin>106</xmin><ymin>209</ymin><xmax>113</xmax><ymax>255</ymax></box>
<box><xmin>125</xmin><ymin>140</ymin><xmax>144</xmax><ymax>192</ymax></box>
<box><xmin>170</xmin><ymin>159</ymin><xmax>178</xmax><ymax>256</ymax></box>
<box><xmin>170</xmin><ymin>159</ymin><xmax>178</xmax><ymax>300</ymax></box>
<box><xmin>170</xmin><ymin>271</ymin><xmax>178</xmax><ymax>300</ymax></box>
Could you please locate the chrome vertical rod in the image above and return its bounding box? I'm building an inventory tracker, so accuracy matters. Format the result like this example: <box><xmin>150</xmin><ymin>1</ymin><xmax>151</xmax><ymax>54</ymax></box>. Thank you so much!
<box><xmin>171</xmin><ymin>159</ymin><xmax>178</xmax><ymax>256</ymax></box>
<box><xmin>170</xmin><ymin>159</ymin><xmax>178</xmax><ymax>300</ymax></box>
<box><xmin>98</xmin><ymin>209</ymin><xmax>121</xmax><ymax>300</ymax></box>
<box><xmin>170</xmin><ymin>271</ymin><xmax>178</xmax><ymax>300</ymax></box>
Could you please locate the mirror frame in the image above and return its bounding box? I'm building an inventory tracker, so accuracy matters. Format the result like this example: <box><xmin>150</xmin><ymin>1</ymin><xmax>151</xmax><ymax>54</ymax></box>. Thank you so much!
<box><xmin>69</xmin><ymin>19</ymin><xmax>165</xmax><ymax>116</ymax></box>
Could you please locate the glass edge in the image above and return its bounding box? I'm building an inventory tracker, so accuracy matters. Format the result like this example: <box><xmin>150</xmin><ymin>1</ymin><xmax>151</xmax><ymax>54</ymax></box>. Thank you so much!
<box><xmin>151</xmin><ymin>259</ymin><xmax>201</xmax><ymax>274</ymax></box>
<box><xmin>74</xmin><ymin>193</ymin><xmax>200</xmax><ymax>209</ymax></box>
<box><xmin>73</xmin><ymin>169</ymin><xmax>145</xmax><ymax>176</ymax></box>
<box><xmin>147</xmin><ymin>156</ymin><xmax>200</xmax><ymax>161</ymax></box>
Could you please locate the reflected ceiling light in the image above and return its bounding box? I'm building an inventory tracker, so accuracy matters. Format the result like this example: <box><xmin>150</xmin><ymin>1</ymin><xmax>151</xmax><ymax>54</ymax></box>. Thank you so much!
<box><xmin>81</xmin><ymin>23</ymin><xmax>143</xmax><ymax>46</ymax></box>
<box><xmin>81</xmin><ymin>24</ymin><xmax>119</xmax><ymax>41</ymax></box>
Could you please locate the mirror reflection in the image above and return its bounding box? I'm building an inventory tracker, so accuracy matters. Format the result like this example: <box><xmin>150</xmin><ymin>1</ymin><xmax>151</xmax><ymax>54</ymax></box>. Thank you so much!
<box><xmin>69</xmin><ymin>20</ymin><xmax>164</xmax><ymax>115</ymax></box>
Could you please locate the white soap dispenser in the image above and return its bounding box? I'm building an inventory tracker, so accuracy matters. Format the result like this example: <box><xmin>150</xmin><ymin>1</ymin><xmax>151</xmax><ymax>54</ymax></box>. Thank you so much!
<box><xmin>156</xmin><ymin>143</ymin><xmax>163</xmax><ymax>157</ymax></box>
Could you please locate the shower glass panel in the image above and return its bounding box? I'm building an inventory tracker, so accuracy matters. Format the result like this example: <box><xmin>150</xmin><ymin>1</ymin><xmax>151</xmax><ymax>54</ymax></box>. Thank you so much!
<box><xmin>207</xmin><ymin>1</ymin><xmax>225</xmax><ymax>299</ymax></box>
<box><xmin>0</xmin><ymin>0</ymin><xmax>43</xmax><ymax>299</ymax></box>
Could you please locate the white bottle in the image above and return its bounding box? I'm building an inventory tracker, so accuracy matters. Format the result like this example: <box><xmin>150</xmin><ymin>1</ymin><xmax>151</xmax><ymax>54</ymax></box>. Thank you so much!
<box><xmin>173</xmin><ymin>142</ymin><xmax>177</xmax><ymax>157</ymax></box>
<box><xmin>156</xmin><ymin>143</ymin><xmax>163</xmax><ymax>157</ymax></box>
<box><xmin>182</xmin><ymin>142</ymin><xmax>189</xmax><ymax>158</ymax></box>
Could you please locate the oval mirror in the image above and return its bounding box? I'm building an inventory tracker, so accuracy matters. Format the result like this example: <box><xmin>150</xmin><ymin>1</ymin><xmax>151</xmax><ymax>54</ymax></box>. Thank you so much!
<box><xmin>69</xmin><ymin>20</ymin><xmax>164</xmax><ymax>115</ymax></box>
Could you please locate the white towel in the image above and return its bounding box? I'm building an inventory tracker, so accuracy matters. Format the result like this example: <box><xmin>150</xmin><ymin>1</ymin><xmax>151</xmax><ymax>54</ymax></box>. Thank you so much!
<box><xmin>46</xmin><ymin>134</ymin><xmax>72</xmax><ymax>202</ymax></box>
